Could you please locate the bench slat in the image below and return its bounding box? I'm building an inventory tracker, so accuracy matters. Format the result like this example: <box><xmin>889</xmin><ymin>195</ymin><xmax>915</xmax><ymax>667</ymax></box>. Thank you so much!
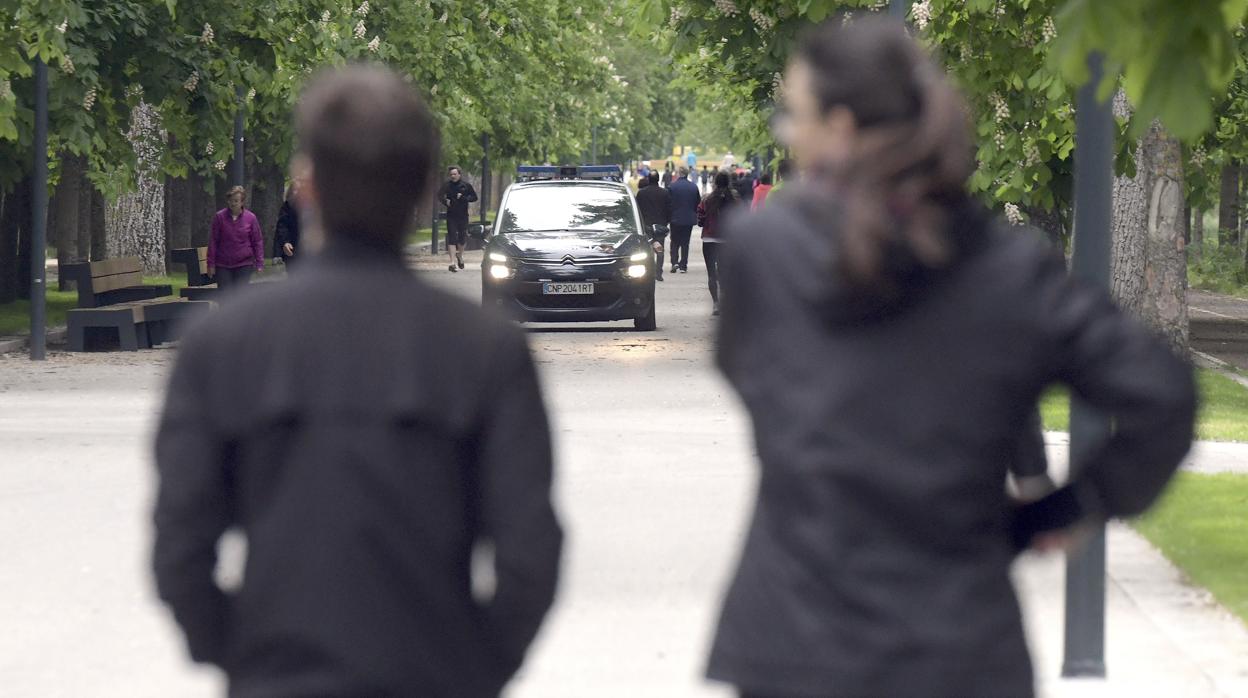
<box><xmin>91</xmin><ymin>270</ymin><xmax>144</xmax><ymax>294</ymax></box>
<box><xmin>88</xmin><ymin>257</ymin><xmax>143</xmax><ymax>278</ymax></box>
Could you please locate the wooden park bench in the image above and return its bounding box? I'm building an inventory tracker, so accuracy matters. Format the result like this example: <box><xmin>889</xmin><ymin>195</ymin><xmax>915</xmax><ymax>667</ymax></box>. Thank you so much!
<box><xmin>60</xmin><ymin>256</ymin><xmax>210</xmax><ymax>352</ymax></box>
<box><xmin>60</xmin><ymin>256</ymin><xmax>172</xmax><ymax>308</ymax></box>
<box><xmin>169</xmin><ymin>246</ymin><xmax>219</xmax><ymax>301</ymax></box>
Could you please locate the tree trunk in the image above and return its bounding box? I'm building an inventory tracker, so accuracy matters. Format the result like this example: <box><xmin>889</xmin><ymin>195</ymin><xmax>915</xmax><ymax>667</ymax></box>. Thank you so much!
<box><xmin>89</xmin><ymin>186</ymin><xmax>107</xmax><ymax>261</ymax></box>
<box><xmin>1191</xmin><ymin>206</ymin><xmax>1204</xmax><ymax>260</ymax></box>
<box><xmin>0</xmin><ymin>190</ymin><xmax>18</xmax><ymax>303</ymax></box>
<box><xmin>190</xmin><ymin>170</ymin><xmax>217</xmax><ymax>247</ymax></box>
<box><xmin>14</xmin><ymin>176</ymin><xmax>34</xmax><ymax>300</ymax></box>
<box><xmin>52</xmin><ymin>152</ymin><xmax>85</xmax><ymax>290</ymax></box>
<box><xmin>1112</xmin><ymin>116</ymin><xmax>1189</xmax><ymax>353</ymax></box>
<box><xmin>164</xmin><ymin>175</ymin><xmax>193</xmax><ymax>253</ymax></box>
<box><xmin>107</xmin><ymin>103</ymin><xmax>167</xmax><ymax>275</ymax></box>
<box><xmin>77</xmin><ymin>175</ymin><xmax>92</xmax><ymax>263</ymax></box>
<box><xmin>1218</xmin><ymin>162</ymin><xmax>1239</xmax><ymax>247</ymax></box>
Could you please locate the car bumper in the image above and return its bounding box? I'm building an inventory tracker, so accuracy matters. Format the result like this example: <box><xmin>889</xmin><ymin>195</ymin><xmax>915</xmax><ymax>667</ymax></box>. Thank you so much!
<box><xmin>483</xmin><ymin>277</ymin><xmax>654</xmax><ymax>322</ymax></box>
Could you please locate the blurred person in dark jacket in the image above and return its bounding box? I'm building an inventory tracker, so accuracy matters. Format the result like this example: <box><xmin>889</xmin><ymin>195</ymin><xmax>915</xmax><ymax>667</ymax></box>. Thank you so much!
<box><xmin>152</xmin><ymin>65</ymin><xmax>562</xmax><ymax>698</ymax></box>
<box><xmin>669</xmin><ymin>166</ymin><xmax>702</xmax><ymax>274</ymax></box>
<box><xmin>272</xmin><ymin>176</ymin><xmax>303</xmax><ymax>270</ymax></box>
<box><xmin>636</xmin><ymin>171</ymin><xmax>672</xmax><ymax>280</ymax></box>
<box><xmin>697</xmin><ymin>171</ymin><xmax>740</xmax><ymax>316</ymax></box>
<box><xmin>707</xmin><ymin>17</ymin><xmax>1196</xmax><ymax>698</ymax></box>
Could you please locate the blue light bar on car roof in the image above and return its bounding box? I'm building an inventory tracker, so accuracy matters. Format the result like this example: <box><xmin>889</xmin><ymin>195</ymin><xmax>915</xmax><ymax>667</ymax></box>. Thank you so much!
<box><xmin>516</xmin><ymin>165</ymin><xmax>623</xmax><ymax>182</ymax></box>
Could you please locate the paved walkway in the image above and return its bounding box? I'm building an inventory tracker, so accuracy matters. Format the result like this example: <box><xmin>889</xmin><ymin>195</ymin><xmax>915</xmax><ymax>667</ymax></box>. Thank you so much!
<box><xmin>1190</xmin><ymin>290</ymin><xmax>1248</xmax><ymax>371</ymax></box>
<box><xmin>1</xmin><ymin>250</ymin><xmax>1246</xmax><ymax>697</ymax></box>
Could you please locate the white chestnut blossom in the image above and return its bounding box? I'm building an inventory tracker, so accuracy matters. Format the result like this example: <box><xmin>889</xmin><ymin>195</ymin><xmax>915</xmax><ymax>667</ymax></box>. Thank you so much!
<box><xmin>355</xmin><ymin>1</ymin><xmax>370</xmax><ymax>17</ymax></box>
<box><xmin>82</xmin><ymin>87</ymin><xmax>96</xmax><ymax>111</ymax></box>
<box><xmin>912</xmin><ymin>0</ymin><xmax>931</xmax><ymax>30</ymax></box>
<box><xmin>367</xmin><ymin>36</ymin><xmax>381</xmax><ymax>53</ymax></box>
<box><xmin>201</xmin><ymin>23</ymin><xmax>214</xmax><ymax>45</ymax></box>
<box><xmin>749</xmin><ymin>8</ymin><xmax>774</xmax><ymax>32</ymax></box>
<box><xmin>60</xmin><ymin>55</ymin><xmax>75</xmax><ymax>75</ymax></box>
<box><xmin>989</xmin><ymin>92</ymin><xmax>1010</xmax><ymax>122</ymax></box>
<box><xmin>438</xmin><ymin>11</ymin><xmax>448</xmax><ymax>23</ymax></box>
<box><xmin>56</xmin><ymin>19</ymin><xmax>68</xmax><ymax>34</ymax></box>
<box><xmin>1042</xmin><ymin>17</ymin><xmax>1057</xmax><ymax>42</ymax></box>
<box><xmin>183</xmin><ymin>70</ymin><xmax>200</xmax><ymax>93</ymax></box>
<box><xmin>1004</xmin><ymin>203</ymin><xmax>1024</xmax><ymax>225</ymax></box>
<box><xmin>214</xmin><ymin>160</ymin><xmax>227</xmax><ymax>172</ymax></box>
<box><xmin>205</xmin><ymin>141</ymin><xmax>215</xmax><ymax>156</ymax></box>
<box><xmin>714</xmin><ymin>0</ymin><xmax>739</xmax><ymax>16</ymax></box>
<box><xmin>0</xmin><ymin>79</ymin><xmax>11</xmax><ymax>100</ymax></box>
<box><xmin>354</xmin><ymin>20</ymin><xmax>367</xmax><ymax>39</ymax></box>
<box><xmin>247</xmin><ymin>88</ymin><xmax>257</xmax><ymax>101</ymax></box>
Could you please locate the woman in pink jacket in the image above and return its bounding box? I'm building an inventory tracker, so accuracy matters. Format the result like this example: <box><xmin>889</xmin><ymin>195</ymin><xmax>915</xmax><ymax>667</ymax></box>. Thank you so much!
<box><xmin>208</xmin><ymin>185</ymin><xmax>264</xmax><ymax>291</ymax></box>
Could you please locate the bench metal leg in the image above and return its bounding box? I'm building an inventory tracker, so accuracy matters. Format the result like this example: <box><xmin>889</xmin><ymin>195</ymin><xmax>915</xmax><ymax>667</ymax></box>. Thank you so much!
<box><xmin>68</xmin><ymin>321</ymin><xmax>86</xmax><ymax>352</ymax></box>
<box><xmin>118</xmin><ymin>322</ymin><xmax>141</xmax><ymax>351</ymax></box>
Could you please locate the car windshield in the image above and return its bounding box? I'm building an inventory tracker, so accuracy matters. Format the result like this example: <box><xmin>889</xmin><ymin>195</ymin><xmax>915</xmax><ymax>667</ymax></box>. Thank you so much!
<box><xmin>498</xmin><ymin>184</ymin><xmax>638</xmax><ymax>236</ymax></box>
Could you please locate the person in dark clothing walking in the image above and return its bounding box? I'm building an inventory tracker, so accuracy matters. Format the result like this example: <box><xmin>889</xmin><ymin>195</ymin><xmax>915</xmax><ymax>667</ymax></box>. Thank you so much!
<box><xmin>208</xmin><ymin>186</ymin><xmax>264</xmax><ymax>291</ymax></box>
<box><xmin>706</xmin><ymin>18</ymin><xmax>1196</xmax><ymax>698</ymax></box>
<box><xmin>438</xmin><ymin>166</ymin><xmax>478</xmax><ymax>272</ymax></box>
<box><xmin>661</xmin><ymin>163</ymin><xmax>673</xmax><ymax>188</ymax></box>
<box><xmin>700</xmin><ymin>165</ymin><xmax>710</xmax><ymax>193</ymax></box>
<box><xmin>636</xmin><ymin>171</ymin><xmax>672</xmax><ymax>281</ymax></box>
<box><xmin>272</xmin><ymin>177</ymin><xmax>303</xmax><ymax>270</ymax></box>
<box><xmin>696</xmin><ymin>171</ymin><xmax>740</xmax><ymax>315</ymax></box>
<box><xmin>153</xmin><ymin>65</ymin><xmax>562</xmax><ymax>698</ymax></box>
<box><xmin>731</xmin><ymin>169</ymin><xmax>754</xmax><ymax>205</ymax></box>
<box><xmin>668</xmin><ymin>165</ymin><xmax>701</xmax><ymax>274</ymax></box>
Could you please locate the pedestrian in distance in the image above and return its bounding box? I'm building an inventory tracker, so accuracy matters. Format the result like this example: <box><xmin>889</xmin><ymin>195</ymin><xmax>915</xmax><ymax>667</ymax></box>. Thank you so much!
<box><xmin>700</xmin><ymin>165</ymin><xmax>710</xmax><ymax>193</ymax></box>
<box><xmin>272</xmin><ymin>175</ymin><xmax>303</xmax><ymax>271</ymax></box>
<box><xmin>706</xmin><ymin>17</ymin><xmax>1196</xmax><ymax>698</ymax></box>
<box><xmin>749</xmin><ymin>172</ymin><xmax>773</xmax><ymax>212</ymax></box>
<box><xmin>439</xmin><ymin>166</ymin><xmax>478</xmax><ymax>272</ymax></box>
<box><xmin>207</xmin><ymin>185</ymin><xmax>264</xmax><ymax>292</ymax></box>
<box><xmin>696</xmin><ymin>171</ymin><xmax>740</xmax><ymax>315</ymax></box>
<box><xmin>153</xmin><ymin>64</ymin><xmax>562</xmax><ymax>698</ymax></box>
<box><xmin>668</xmin><ymin>165</ymin><xmax>702</xmax><ymax>274</ymax></box>
<box><xmin>636</xmin><ymin>170</ymin><xmax>672</xmax><ymax>281</ymax></box>
<box><xmin>732</xmin><ymin>168</ymin><xmax>754</xmax><ymax>205</ymax></box>
<box><xmin>662</xmin><ymin>162</ymin><xmax>674</xmax><ymax>188</ymax></box>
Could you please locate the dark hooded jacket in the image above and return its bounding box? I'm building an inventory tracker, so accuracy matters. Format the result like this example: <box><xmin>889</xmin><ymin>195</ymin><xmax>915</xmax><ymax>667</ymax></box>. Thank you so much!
<box><xmin>706</xmin><ymin>199</ymin><xmax>1196</xmax><ymax>697</ymax></box>
<box><xmin>153</xmin><ymin>239</ymin><xmax>562</xmax><ymax>698</ymax></box>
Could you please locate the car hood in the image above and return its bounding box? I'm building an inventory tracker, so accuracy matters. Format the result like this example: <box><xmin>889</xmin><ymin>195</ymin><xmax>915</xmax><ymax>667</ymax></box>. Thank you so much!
<box><xmin>493</xmin><ymin>230</ymin><xmax>637</xmax><ymax>258</ymax></box>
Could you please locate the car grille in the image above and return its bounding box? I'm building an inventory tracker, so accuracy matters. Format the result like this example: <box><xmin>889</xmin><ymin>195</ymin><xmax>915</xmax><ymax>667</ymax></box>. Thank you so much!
<box><xmin>517</xmin><ymin>293</ymin><xmax>622</xmax><ymax>310</ymax></box>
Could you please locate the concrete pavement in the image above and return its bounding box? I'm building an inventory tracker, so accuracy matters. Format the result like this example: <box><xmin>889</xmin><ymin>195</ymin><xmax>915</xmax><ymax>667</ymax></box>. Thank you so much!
<box><xmin>1</xmin><ymin>246</ymin><xmax>1246</xmax><ymax>697</ymax></box>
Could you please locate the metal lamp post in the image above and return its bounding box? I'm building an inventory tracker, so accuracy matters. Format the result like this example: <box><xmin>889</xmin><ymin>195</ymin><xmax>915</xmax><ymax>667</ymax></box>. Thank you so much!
<box><xmin>29</xmin><ymin>57</ymin><xmax>49</xmax><ymax>361</ymax></box>
<box><xmin>233</xmin><ymin>86</ymin><xmax>246</xmax><ymax>188</ymax></box>
<box><xmin>1063</xmin><ymin>53</ymin><xmax>1113</xmax><ymax>678</ymax></box>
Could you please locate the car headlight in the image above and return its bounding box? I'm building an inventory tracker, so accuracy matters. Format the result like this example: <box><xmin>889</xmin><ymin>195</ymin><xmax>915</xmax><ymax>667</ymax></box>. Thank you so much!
<box><xmin>629</xmin><ymin>251</ymin><xmax>648</xmax><ymax>262</ymax></box>
<box><xmin>489</xmin><ymin>265</ymin><xmax>511</xmax><ymax>279</ymax></box>
<box><xmin>627</xmin><ymin>264</ymin><xmax>647</xmax><ymax>278</ymax></box>
<box><xmin>489</xmin><ymin>252</ymin><xmax>508</xmax><ymax>263</ymax></box>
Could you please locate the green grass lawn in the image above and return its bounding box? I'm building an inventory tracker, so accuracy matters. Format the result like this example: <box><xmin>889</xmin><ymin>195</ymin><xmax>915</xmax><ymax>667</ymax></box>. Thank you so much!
<box><xmin>0</xmin><ymin>275</ymin><xmax>190</xmax><ymax>337</ymax></box>
<box><xmin>1133</xmin><ymin>472</ymin><xmax>1248</xmax><ymax>625</ymax></box>
<box><xmin>1041</xmin><ymin>368</ymin><xmax>1248</xmax><ymax>442</ymax></box>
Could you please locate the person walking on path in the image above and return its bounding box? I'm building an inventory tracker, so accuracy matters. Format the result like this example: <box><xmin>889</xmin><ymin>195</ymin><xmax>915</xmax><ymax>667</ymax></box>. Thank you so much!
<box><xmin>706</xmin><ymin>18</ymin><xmax>1196</xmax><ymax>698</ymax></box>
<box><xmin>749</xmin><ymin>172</ymin><xmax>773</xmax><ymax>212</ymax></box>
<box><xmin>700</xmin><ymin>165</ymin><xmax>710</xmax><ymax>194</ymax></box>
<box><xmin>208</xmin><ymin>185</ymin><xmax>264</xmax><ymax>291</ymax></box>
<box><xmin>153</xmin><ymin>65</ymin><xmax>562</xmax><ymax>698</ymax></box>
<box><xmin>636</xmin><ymin>170</ymin><xmax>672</xmax><ymax>281</ymax></box>
<box><xmin>669</xmin><ymin>165</ymin><xmax>701</xmax><ymax>274</ymax></box>
<box><xmin>438</xmin><ymin>166</ymin><xmax>478</xmax><ymax>272</ymax></box>
<box><xmin>661</xmin><ymin>162</ymin><xmax>674</xmax><ymax>188</ymax></box>
<box><xmin>272</xmin><ymin>177</ymin><xmax>303</xmax><ymax>270</ymax></box>
<box><xmin>697</xmin><ymin>171</ymin><xmax>740</xmax><ymax>315</ymax></box>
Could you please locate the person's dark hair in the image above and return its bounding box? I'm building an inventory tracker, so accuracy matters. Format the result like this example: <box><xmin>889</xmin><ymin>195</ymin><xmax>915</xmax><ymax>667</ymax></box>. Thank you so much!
<box><xmin>704</xmin><ymin>171</ymin><xmax>735</xmax><ymax>216</ymax></box>
<box><xmin>795</xmin><ymin>16</ymin><xmax>974</xmax><ymax>295</ymax></box>
<box><xmin>448</xmin><ymin>166</ymin><xmax>461</xmax><ymax>176</ymax></box>
<box><xmin>760</xmin><ymin>172</ymin><xmax>773</xmax><ymax>186</ymax></box>
<box><xmin>648</xmin><ymin>171</ymin><xmax>660</xmax><ymax>185</ymax></box>
<box><xmin>296</xmin><ymin>65</ymin><xmax>439</xmax><ymax>253</ymax></box>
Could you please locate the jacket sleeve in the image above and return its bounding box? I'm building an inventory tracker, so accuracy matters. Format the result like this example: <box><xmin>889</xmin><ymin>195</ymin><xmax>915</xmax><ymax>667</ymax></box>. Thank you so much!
<box><xmin>437</xmin><ymin>183</ymin><xmax>450</xmax><ymax>208</ymax></box>
<box><xmin>250</xmin><ymin>214</ymin><xmax>265</xmax><ymax>269</ymax></box>
<box><xmin>474</xmin><ymin>327</ymin><xmax>562</xmax><ymax>679</ymax></box>
<box><xmin>696</xmin><ymin>200</ymin><xmax>707</xmax><ymax>228</ymax></box>
<box><xmin>207</xmin><ymin>213</ymin><xmax>219</xmax><ymax>268</ymax></box>
<box><xmin>152</xmin><ymin>330</ymin><xmax>234</xmax><ymax>666</ymax></box>
<box><xmin>465</xmin><ymin>183</ymin><xmax>479</xmax><ymax>203</ymax></box>
<box><xmin>1035</xmin><ymin>250</ymin><xmax>1197</xmax><ymax>517</ymax></box>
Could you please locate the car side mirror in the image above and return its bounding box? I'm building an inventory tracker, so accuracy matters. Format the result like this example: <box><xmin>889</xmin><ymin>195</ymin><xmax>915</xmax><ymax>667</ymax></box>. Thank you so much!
<box><xmin>468</xmin><ymin>223</ymin><xmax>488</xmax><ymax>239</ymax></box>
